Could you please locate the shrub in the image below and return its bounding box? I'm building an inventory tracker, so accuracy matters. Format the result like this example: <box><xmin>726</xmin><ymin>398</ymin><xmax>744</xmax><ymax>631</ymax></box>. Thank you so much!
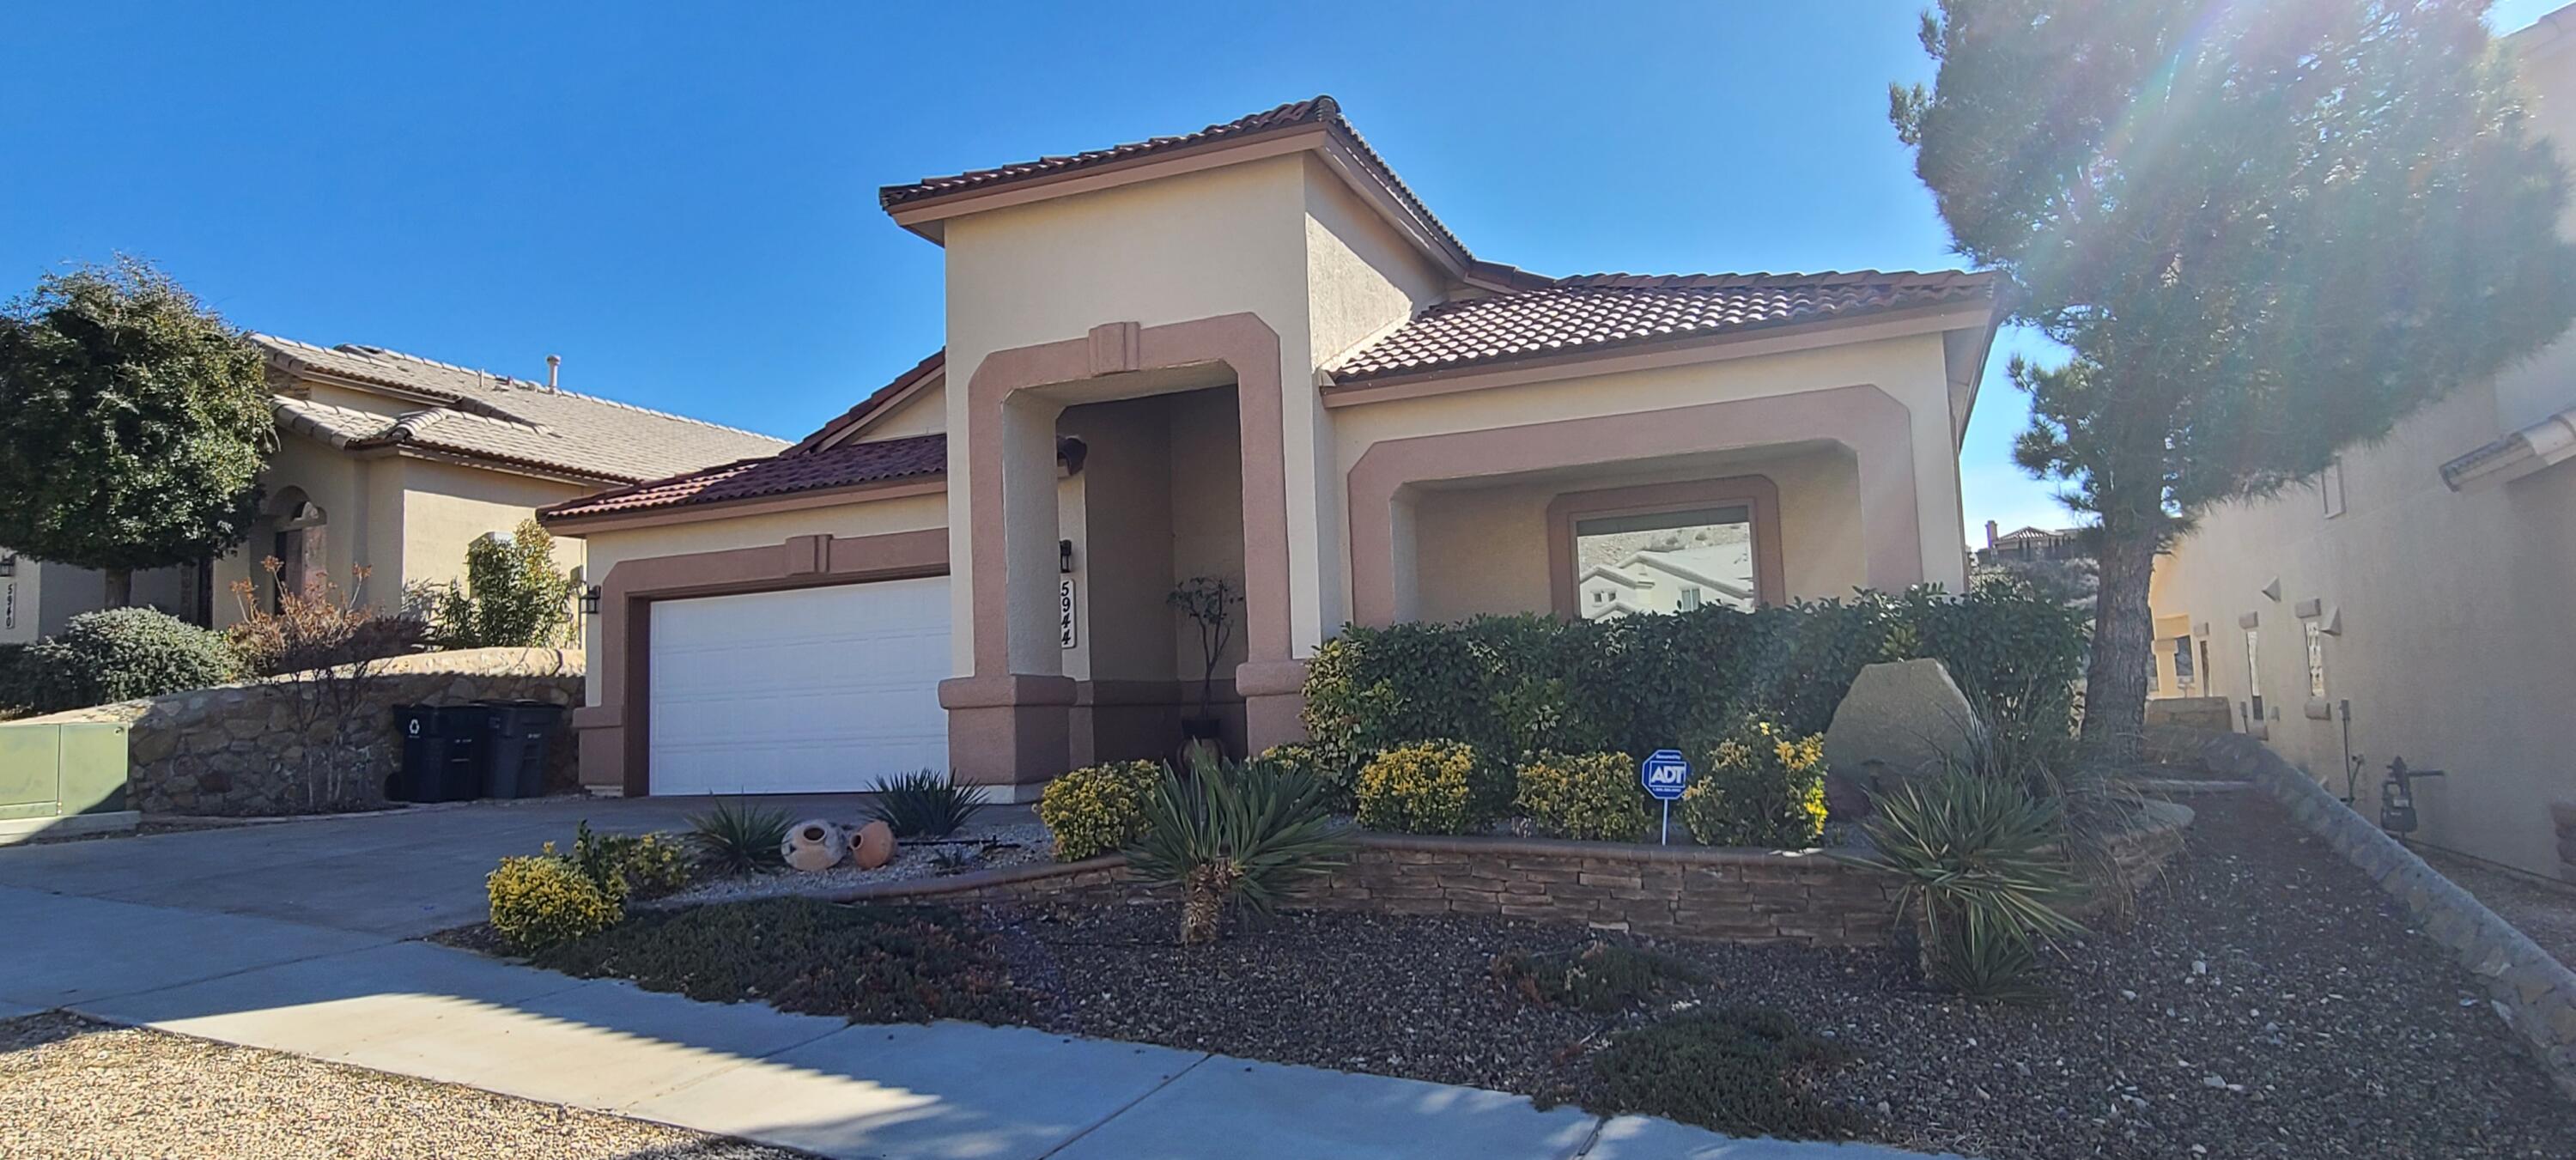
<box><xmin>1680</xmin><ymin>720</ymin><xmax>1828</xmax><ymax>848</ymax></box>
<box><xmin>868</xmin><ymin>768</ymin><xmax>990</xmax><ymax>839</ymax></box>
<box><xmin>1037</xmin><ymin>760</ymin><xmax>1163</xmax><ymax>860</ymax></box>
<box><xmin>1355</xmin><ymin>741</ymin><xmax>1479</xmax><ymax>835</ymax></box>
<box><xmin>418</xmin><ymin>518</ymin><xmax>580</xmax><ymax>649</ymax></box>
<box><xmin>0</xmin><ymin>642</ymin><xmax>31</xmax><ymax>711</ymax></box>
<box><xmin>1127</xmin><ymin>751</ymin><xmax>1350</xmax><ymax>944</ymax></box>
<box><xmin>684</xmin><ymin>797</ymin><xmax>791</xmax><ymax>876</ymax></box>
<box><xmin>1585</xmin><ymin>1006</ymin><xmax>1861</xmax><ymax>1139</ymax></box>
<box><xmin>1492</xmin><ymin>941</ymin><xmax>1704</xmax><ymax>1012</ymax></box>
<box><xmin>1248</xmin><ymin>742</ymin><xmax>1352</xmax><ymax>813</ymax></box>
<box><xmin>1844</xmin><ymin>766</ymin><xmax>2083</xmax><ymax>999</ymax></box>
<box><xmin>531</xmin><ymin>897</ymin><xmax>1028</xmax><ymax>1024</ymax></box>
<box><xmin>1515</xmin><ymin>751</ymin><xmax>1649</xmax><ymax>842</ymax></box>
<box><xmin>555</xmin><ymin>822</ymin><xmax>690</xmax><ymax>902</ymax></box>
<box><xmin>1302</xmin><ymin>581</ymin><xmax>2086</xmax><ymax>769</ymax></box>
<box><xmin>225</xmin><ymin>562</ymin><xmax>426</xmax><ymax>679</ymax></box>
<box><xmin>21</xmin><ymin>607</ymin><xmax>239</xmax><ymax>713</ymax></box>
<box><xmin>486</xmin><ymin>854</ymin><xmax>622</xmax><ymax>951</ymax></box>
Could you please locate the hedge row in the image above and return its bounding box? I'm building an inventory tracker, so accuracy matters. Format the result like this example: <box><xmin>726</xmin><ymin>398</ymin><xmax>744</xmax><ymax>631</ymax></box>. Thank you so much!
<box><xmin>1300</xmin><ymin>582</ymin><xmax>2086</xmax><ymax>776</ymax></box>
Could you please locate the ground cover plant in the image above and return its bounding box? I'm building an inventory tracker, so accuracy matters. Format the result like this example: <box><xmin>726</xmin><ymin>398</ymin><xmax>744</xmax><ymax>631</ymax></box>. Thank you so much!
<box><xmin>1491</xmin><ymin>941</ymin><xmax>1704</xmax><ymax>1013</ymax></box>
<box><xmin>1586</xmin><ymin>1006</ymin><xmax>1861</xmax><ymax>1139</ymax></box>
<box><xmin>531</xmin><ymin>897</ymin><xmax>1026</xmax><ymax>1024</ymax></box>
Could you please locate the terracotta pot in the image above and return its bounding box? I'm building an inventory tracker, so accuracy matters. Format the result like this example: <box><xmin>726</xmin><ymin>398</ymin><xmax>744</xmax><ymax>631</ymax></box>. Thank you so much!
<box><xmin>852</xmin><ymin>819</ymin><xmax>897</xmax><ymax>870</ymax></box>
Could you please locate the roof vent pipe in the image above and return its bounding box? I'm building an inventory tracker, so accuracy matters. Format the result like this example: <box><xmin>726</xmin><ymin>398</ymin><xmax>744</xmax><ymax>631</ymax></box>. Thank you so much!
<box><xmin>545</xmin><ymin>354</ymin><xmax>561</xmax><ymax>392</ymax></box>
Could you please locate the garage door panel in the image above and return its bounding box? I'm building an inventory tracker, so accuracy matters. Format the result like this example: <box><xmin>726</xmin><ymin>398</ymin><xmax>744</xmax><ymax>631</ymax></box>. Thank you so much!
<box><xmin>647</xmin><ymin>578</ymin><xmax>951</xmax><ymax>795</ymax></box>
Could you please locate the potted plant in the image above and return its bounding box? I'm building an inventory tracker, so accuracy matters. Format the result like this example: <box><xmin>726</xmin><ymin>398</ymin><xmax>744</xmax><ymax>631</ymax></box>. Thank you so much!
<box><xmin>1167</xmin><ymin>575</ymin><xmax>1242</xmax><ymax>764</ymax></box>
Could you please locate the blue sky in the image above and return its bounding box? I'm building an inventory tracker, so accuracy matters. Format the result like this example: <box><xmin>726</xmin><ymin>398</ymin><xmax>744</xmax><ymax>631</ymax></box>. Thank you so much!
<box><xmin>3</xmin><ymin>1</ymin><xmax>2561</xmax><ymax>543</ymax></box>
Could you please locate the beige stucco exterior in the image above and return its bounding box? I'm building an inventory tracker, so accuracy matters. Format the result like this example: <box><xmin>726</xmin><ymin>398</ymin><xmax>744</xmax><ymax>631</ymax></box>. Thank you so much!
<box><xmin>2145</xmin><ymin>12</ymin><xmax>2576</xmax><ymax>881</ymax></box>
<box><xmin>552</xmin><ymin>102</ymin><xmax>1996</xmax><ymax>796</ymax></box>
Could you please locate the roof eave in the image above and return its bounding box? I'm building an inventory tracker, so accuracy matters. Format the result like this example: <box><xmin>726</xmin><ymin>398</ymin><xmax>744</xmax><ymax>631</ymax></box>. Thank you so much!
<box><xmin>539</xmin><ymin>473</ymin><xmax>949</xmax><ymax>537</ymax></box>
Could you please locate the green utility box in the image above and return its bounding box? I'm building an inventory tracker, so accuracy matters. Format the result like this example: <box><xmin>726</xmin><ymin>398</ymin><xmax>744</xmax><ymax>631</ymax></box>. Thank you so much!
<box><xmin>0</xmin><ymin>720</ymin><xmax>135</xmax><ymax>843</ymax></box>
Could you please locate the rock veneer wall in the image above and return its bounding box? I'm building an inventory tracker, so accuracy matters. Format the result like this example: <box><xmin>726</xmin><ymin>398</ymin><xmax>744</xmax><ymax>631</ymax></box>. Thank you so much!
<box><xmin>2199</xmin><ymin>732</ymin><xmax>2576</xmax><ymax>1097</ymax></box>
<box><xmin>23</xmin><ymin>648</ymin><xmax>581</xmax><ymax>816</ymax></box>
<box><xmin>838</xmin><ymin>812</ymin><xmax>2193</xmax><ymax>948</ymax></box>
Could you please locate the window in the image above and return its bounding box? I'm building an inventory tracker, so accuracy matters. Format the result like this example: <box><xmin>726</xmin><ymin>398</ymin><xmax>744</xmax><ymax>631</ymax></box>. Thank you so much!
<box><xmin>2305</xmin><ymin>620</ymin><xmax>2327</xmax><ymax>699</ymax></box>
<box><xmin>2172</xmin><ymin>636</ymin><xmax>2195</xmax><ymax>689</ymax></box>
<box><xmin>2320</xmin><ymin>459</ymin><xmax>2346</xmax><ymax>518</ymax></box>
<box><xmin>2244</xmin><ymin>627</ymin><xmax>2264</xmax><ymax>721</ymax></box>
<box><xmin>1571</xmin><ymin>504</ymin><xmax>1755</xmax><ymax>621</ymax></box>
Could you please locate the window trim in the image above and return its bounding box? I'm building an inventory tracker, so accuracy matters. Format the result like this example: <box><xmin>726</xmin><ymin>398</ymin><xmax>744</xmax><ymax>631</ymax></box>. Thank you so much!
<box><xmin>1545</xmin><ymin>476</ymin><xmax>1785</xmax><ymax>619</ymax></box>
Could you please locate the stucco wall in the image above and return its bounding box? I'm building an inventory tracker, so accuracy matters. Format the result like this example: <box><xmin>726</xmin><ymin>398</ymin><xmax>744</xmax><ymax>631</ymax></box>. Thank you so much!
<box><xmin>571</xmin><ymin>491</ymin><xmax>951</xmax><ymax>706</ymax></box>
<box><xmin>1406</xmin><ymin>444</ymin><xmax>1864</xmax><ymax>623</ymax></box>
<box><xmin>2150</xmin><ymin>379</ymin><xmax>2576</xmax><ymax>878</ymax></box>
<box><xmin>861</xmin><ymin>380</ymin><xmax>947</xmax><ymax>439</ymax></box>
<box><xmin>1059</xmin><ymin>397</ymin><xmax>1176</xmax><ymax>683</ymax></box>
<box><xmin>392</xmin><ymin>458</ymin><xmax>587</xmax><ymax>590</ymax></box>
<box><xmin>940</xmin><ymin>155</ymin><xmax>1316</xmax><ymax>674</ymax></box>
<box><xmin>1333</xmin><ymin>332</ymin><xmax>1969</xmax><ymax>619</ymax></box>
<box><xmin>211</xmin><ymin>434</ymin><xmax>385</xmax><ymax>627</ymax></box>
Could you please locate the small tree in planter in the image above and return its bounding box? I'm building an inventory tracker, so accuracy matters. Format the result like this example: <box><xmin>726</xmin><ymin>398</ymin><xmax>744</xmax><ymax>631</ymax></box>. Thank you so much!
<box><xmin>1166</xmin><ymin>575</ymin><xmax>1242</xmax><ymax>760</ymax></box>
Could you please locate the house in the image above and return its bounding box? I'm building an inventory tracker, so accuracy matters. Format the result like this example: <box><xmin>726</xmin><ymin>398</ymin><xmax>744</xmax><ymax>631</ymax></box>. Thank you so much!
<box><xmin>1975</xmin><ymin>521</ymin><xmax>2087</xmax><ymax>566</ymax></box>
<box><xmin>0</xmin><ymin>337</ymin><xmax>786</xmax><ymax>644</ymax></box>
<box><xmin>2147</xmin><ymin>7</ymin><xmax>2576</xmax><ymax>881</ymax></box>
<box><xmin>537</xmin><ymin>95</ymin><xmax>2002</xmax><ymax>802</ymax></box>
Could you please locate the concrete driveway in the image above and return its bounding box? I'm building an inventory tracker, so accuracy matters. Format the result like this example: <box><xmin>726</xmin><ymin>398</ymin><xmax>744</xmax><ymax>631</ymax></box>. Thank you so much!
<box><xmin>0</xmin><ymin>793</ymin><xmax>902</xmax><ymax>937</ymax></box>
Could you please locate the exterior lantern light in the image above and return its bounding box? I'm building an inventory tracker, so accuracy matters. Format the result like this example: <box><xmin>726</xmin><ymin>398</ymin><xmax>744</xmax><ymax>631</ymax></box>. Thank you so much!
<box><xmin>0</xmin><ymin>554</ymin><xmax>15</xmax><ymax>578</ymax></box>
<box><xmin>581</xmin><ymin>584</ymin><xmax>603</xmax><ymax>615</ymax></box>
<box><xmin>1060</xmin><ymin>539</ymin><xmax>1076</xmax><ymax>574</ymax></box>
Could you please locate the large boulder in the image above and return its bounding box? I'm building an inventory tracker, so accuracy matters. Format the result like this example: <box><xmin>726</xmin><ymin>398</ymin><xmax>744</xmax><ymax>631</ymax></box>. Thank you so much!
<box><xmin>1822</xmin><ymin>659</ymin><xmax>1984</xmax><ymax>790</ymax></box>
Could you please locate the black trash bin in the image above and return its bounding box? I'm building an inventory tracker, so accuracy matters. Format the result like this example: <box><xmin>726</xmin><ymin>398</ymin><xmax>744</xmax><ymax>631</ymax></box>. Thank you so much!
<box><xmin>392</xmin><ymin>705</ymin><xmax>486</xmax><ymax>803</ymax></box>
<box><xmin>476</xmin><ymin>700</ymin><xmax>566</xmax><ymax>799</ymax></box>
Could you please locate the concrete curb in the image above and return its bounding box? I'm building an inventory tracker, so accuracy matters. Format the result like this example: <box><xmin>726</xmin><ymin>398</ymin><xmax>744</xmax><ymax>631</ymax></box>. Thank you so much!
<box><xmin>2199</xmin><ymin>732</ymin><xmax>2576</xmax><ymax>1096</ymax></box>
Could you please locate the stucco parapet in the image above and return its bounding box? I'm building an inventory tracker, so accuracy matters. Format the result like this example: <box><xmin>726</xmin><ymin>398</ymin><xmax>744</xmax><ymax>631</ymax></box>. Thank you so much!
<box><xmin>937</xmin><ymin>674</ymin><xmax>1078</xmax><ymax>710</ymax></box>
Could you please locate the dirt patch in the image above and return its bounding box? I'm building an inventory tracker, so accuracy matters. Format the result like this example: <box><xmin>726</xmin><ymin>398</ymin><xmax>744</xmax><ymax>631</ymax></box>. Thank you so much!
<box><xmin>2418</xmin><ymin>846</ymin><xmax>2576</xmax><ymax>971</ymax></box>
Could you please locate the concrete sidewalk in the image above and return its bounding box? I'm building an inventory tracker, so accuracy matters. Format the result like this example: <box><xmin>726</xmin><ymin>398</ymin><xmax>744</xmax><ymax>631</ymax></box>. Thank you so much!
<box><xmin>2</xmin><ymin>887</ymin><xmax>1953</xmax><ymax>1159</ymax></box>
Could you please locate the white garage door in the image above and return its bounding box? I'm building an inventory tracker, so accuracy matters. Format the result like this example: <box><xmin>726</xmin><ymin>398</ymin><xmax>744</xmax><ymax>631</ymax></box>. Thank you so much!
<box><xmin>647</xmin><ymin>577</ymin><xmax>951</xmax><ymax>794</ymax></box>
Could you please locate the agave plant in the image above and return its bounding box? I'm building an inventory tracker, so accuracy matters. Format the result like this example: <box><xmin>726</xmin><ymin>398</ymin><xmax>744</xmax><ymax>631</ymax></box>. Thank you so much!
<box><xmin>1127</xmin><ymin>751</ymin><xmax>1352</xmax><ymax>944</ymax></box>
<box><xmin>869</xmin><ymin>768</ymin><xmax>991</xmax><ymax>838</ymax></box>
<box><xmin>683</xmin><ymin>797</ymin><xmax>791</xmax><ymax>877</ymax></box>
<box><xmin>1844</xmin><ymin>766</ymin><xmax>2082</xmax><ymax>999</ymax></box>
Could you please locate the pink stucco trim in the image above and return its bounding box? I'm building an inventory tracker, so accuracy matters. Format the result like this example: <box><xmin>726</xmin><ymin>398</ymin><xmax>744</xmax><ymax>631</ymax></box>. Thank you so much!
<box><xmin>1346</xmin><ymin>385</ymin><xmax>1922</xmax><ymax>627</ymax></box>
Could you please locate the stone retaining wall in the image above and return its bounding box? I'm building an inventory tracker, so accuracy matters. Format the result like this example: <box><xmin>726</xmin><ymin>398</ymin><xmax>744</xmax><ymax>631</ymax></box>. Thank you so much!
<box><xmin>20</xmin><ymin>648</ymin><xmax>582</xmax><ymax>816</ymax></box>
<box><xmin>838</xmin><ymin>806</ymin><xmax>2193</xmax><ymax>948</ymax></box>
<box><xmin>2198</xmin><ymin>731</ymin><xmax>2576</xmax><ymax>1096</ymax></box>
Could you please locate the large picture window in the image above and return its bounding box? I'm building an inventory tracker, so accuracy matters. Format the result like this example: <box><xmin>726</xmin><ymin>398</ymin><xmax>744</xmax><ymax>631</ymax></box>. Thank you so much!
<box><xmin>1546</xmin><ymin>477</ymin><xmax>1783</xmax><ymax>620</ymax></box>
<box><xmin>1571</xmin><ymin>506</ymin><xmax>1756</xmax><ymax>620</ymax></box>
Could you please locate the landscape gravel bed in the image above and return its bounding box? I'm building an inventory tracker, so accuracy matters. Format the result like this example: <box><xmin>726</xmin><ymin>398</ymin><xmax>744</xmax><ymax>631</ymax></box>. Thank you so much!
<box><xmin>0</xmin><ymin>1011</ymin><xmax>799</xmax><ymax>1159</ymax></box>
<box><xmin>2421</xmin><ymin>846</ymin><xmax>2576</xmax><ymax>971</ymax></box>
<box><xmin>654</xmin><ymin>821</ymin><xmax>1051</xmax><ymax>906</ymax></box>
<box><xmin>990</xmin><ymin>792</ymin><xmax>2576</xmax><ymax>1159</ymax></box>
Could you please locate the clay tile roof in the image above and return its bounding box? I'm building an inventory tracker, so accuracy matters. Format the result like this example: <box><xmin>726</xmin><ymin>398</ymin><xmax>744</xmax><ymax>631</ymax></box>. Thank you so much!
<box><xmin>254</xmin><ymin>335</ymin><xmax>787</xmax><ymax>483</ymax></box>
<box><xmin>1327</xmin><ymin>270</ymin><xmax>1999</xmax><ymax>386</ymax></box>
<box><xmin>788</xmin><ymin>349</ymin><xmax>946</xmax><ymax>453</ymax></box>
<box><xmin>539</xmin><ymin>434</ymin><xmax>948</xmax><ymax>522</ymax></box>
<box><xmin>878</xmin><ymin>95</ymin><xmax>1469</xmax><ymax>262</ymax></box>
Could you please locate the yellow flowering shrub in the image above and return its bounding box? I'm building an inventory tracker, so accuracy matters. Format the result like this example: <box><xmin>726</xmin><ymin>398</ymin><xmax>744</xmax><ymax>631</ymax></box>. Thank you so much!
<box><xmin>1515</xmin><ymin>751</ymin><xmax>1649</xmax><ymax>842</ymax></box>
<box><xmin>1356</xmin><ymin>740</ymin><xmax>1479</xmax><ymax>835</ymax></box>
<box><xmin>1038</xmin><ymin>760</ymin><xmax>1164</xmax><ymax>860</ymax></box>
<box><xmin>487</xmin><ymin>854</ymin><xmax>622</xmax><ymax>951</ymax></box>
<box><xmin>1679</xmin><ymin>720</ymin><xmax>1829</xmax><ymax>848</ymax></box>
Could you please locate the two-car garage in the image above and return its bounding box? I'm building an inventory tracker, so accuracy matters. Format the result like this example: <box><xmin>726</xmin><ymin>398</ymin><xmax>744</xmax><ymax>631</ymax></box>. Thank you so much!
<box><xmin>643</xmin><ymin>576</ymin><xmax>952</xmax><ymax>795</ymax></box>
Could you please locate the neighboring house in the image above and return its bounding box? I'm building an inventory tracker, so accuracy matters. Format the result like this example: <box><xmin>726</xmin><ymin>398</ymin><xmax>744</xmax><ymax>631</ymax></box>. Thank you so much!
<box><xmin>2148</xmin><ymin>9</ymin><xmax>2576</xmax><ymax>881</ymax></box>
<box><xmin>538</xmin><ymin>95</ymin><xmax>2002</xmax><ymax>803</ymax></box>
<box><xmin>1</xmin><ymin>337</ymin><xmax>786</xmax><ymax>643</ymax></box>
<box><xmin>1975</xmin><ymin>520</ymin><xmax>2088</xmax><ymax>566</ymax></box>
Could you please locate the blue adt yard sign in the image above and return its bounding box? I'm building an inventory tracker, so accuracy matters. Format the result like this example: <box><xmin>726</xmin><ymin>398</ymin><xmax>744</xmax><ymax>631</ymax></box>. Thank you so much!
<box><xmin>1641</xmin><ymin>749</ymin><xmax>1692</xmax><ymax>845</ymax></box>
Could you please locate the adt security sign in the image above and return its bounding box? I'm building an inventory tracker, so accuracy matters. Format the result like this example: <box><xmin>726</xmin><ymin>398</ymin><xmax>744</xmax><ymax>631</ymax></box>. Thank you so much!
<box><xmin>1640</xmin><ymin>749</ymin><xmax>1692</xmax><ymax>844</ymax></box>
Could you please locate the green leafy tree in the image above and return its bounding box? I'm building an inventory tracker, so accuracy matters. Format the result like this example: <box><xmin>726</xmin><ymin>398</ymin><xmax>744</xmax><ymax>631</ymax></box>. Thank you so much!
<box><xmin>423</xmin><ymin>518</ymin><xmax>580</xmax><ymax>648</ymax></box>
<box><xmin>1894</xmin><ymin>0</ymin><xmax>2576</xmax><ymax>756</ymax></box>
<box><xmin>0</xmin><ymin>258</ymin><xmax>272</xmax><ymax>606</ymax></box>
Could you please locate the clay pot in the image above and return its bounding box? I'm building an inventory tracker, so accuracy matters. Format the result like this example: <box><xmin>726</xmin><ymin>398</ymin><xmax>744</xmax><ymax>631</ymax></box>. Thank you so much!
<box><xmin>781</xmin><ymin>819</ymin><xmax>849</xmax><ymax>872</ymax></box>
<box><xmin>852</xmin><ymin>819</ymin><xmax>897</xmax><ymax>870</ymax></box>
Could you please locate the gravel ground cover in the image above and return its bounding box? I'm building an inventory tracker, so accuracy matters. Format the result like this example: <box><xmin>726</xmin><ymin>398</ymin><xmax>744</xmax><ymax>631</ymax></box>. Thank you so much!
<box><xmin>655</xmin><ymin>821</ymin><xmax>1050</xmax><ymax>906</ymax></box>
<box><xmin>988</xmin><ymin>791</ymin><xmax>2576</xmax><ymax>1158</ymax></box>
<box><xmin>2420</xmin><ymin>846</ymin><xmax>2576</xmax><ymax>970</ymax></box>
<box><xmin>0</xmin><ymin>1011</ymin><xmax>801</xmax><ymax>1160</ymax></box>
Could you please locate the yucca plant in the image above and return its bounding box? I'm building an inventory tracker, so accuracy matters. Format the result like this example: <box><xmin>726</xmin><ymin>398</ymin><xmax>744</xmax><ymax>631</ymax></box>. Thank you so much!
<box><xmin>1128</xmin><ymin>751</ymin><xmax>1352</xmax><ymax>944</ymax></box>
<box><xmin>1844</xmin><ymin>766</ymin><xmax>2082</xmax><ymax>1000</ymax></box>
<box><xmin>869</xmin><ymin>768</ymin><xmax>991</xmax><ymax>838</ymax></box>
<box><xmin>683</xmin><ymin>797</ymin><xmax>791</xmax><ymax>877</ymax></box>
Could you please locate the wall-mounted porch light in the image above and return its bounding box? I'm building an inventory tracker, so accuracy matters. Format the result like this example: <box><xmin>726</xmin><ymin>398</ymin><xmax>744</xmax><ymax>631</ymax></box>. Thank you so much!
<box><xmin>1059</xmin><ymin>539</ymin><xmax>1076</xmax><ymax>574</ymax></box>
<box><xmin>0</xmin><ymin>554</ymin><xmax>15</xmax><ymax>577</ymax></box>
<box><xmin>580</xmin><ymin>584</ymin><xmax>602</xmax><ymax>615</ymax></box>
